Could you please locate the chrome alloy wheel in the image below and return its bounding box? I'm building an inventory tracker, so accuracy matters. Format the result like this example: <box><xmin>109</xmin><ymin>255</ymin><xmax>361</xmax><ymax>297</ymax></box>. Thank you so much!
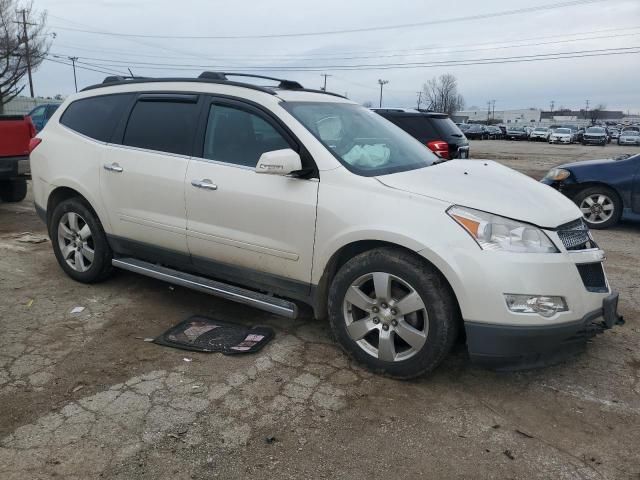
<box><xmin>579</xmin><ymin>194</ymin><xmax>614</xmax><ymax>224</ymax></box>
<box><xmin>342</xmin><ymin>272</ymin><xmax>428</xmax><ymax>362</ymax></box>
<box><xmin>57</xmin><ymin>212</ymin><xmax>95</xmax><ymax>272</ymax></box>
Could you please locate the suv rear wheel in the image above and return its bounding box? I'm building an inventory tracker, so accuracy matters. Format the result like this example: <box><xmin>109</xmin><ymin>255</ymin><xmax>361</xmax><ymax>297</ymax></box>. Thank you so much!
<box><xmin>49</xmin><ymin>197</ymin><xmax>113</xmax><ymax>282</ymax></box>
<box><xmin>328</xmin><ymin>248</ymin><xmax>458</xmax><ymax>379</ymax></box>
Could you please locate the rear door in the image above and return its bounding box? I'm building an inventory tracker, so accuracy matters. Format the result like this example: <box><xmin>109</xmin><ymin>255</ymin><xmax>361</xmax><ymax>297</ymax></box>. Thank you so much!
<box><xmin>185</xmin><ymin>98</ymin><xmax>318</xmax><ymax>297</ymax></box>
<box><xmin>100</xmin><ymin>93</ymin><xmax>202</xmax><ymax>259</ymax></box>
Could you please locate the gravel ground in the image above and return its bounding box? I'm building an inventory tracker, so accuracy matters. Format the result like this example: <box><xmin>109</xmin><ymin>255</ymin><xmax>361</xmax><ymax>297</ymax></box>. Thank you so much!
<box><xmin>1</xmin><ymin>145</ymin><xmax>639</xmax><ymax>479</ymax></box>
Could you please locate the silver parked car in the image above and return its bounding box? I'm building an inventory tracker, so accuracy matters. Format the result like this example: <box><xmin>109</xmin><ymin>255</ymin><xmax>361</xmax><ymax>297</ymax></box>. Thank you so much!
<box><xmin>618</xmin><ymin>130</ymin><xmax>640</xmax><ymax>146</ymax></box>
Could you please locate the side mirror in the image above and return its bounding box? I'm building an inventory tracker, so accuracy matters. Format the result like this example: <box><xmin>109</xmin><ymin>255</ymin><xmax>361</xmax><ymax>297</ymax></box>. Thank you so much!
<box><xmin>255</xmin><ymin>149</ymin><xmax>302</xmax><ymax>176</ymax></box>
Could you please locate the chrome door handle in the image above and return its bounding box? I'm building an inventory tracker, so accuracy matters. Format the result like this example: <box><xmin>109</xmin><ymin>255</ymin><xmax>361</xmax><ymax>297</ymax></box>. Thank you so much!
<box><xmin>191</xmin><ymin>179</ymin><xmax>218</xmax><ymax>190</ymax></box>
<box><xmin>104</xmin><ymin>163</ymin><xmax>123</xmax><ymax>173</ymax></box>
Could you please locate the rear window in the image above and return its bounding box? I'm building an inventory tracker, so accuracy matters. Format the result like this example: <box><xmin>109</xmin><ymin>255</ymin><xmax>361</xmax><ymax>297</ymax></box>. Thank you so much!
<box><xmin>386</xmin><ymin>116</ymin><xmax>438</xmax><ymax>139</ymax></box>
<box><xmin>123</xmin><ymin>98</ymin><xmax>199</xmax><ymax>155</ymax></box>
<box><xmin>60</xmin><ymin>94</ymin><xmax>132</xmax><ymax>142</ymax></box>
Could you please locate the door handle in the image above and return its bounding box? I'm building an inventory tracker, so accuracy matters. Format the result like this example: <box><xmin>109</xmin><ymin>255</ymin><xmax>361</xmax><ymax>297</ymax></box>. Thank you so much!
<box><xmin>191</xmin><ymin>179</ymin><xmax>218</xmax><ymax>190</ymax></box>
<box><xmin>104</xmin><ymin>163</ymin><xmax>124</xmax><ymax>173</ymax></box>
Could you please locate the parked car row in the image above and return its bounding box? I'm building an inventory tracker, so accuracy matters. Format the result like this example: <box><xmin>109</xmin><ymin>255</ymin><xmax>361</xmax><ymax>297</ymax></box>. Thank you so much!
<box><xmin>453</xmin><ymin>122</ymin><xmax>640</xmax><ymax>148</ymax></box>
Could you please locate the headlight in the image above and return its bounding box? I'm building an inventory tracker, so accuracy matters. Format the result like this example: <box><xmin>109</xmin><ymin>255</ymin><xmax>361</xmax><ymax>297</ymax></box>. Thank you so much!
<box><xmin>543</xmin><ymin>168</ymin><xmax>570</xmax><ymax>181</ymax></box>
<box><xmin>447</xmin><ymin>206</ymin><xmax>558</xmax><ymax>253</ymax></box>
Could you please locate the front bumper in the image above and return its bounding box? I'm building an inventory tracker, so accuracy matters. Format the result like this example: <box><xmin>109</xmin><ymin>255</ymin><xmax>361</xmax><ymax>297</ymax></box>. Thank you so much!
<box><xmin>583</xmin><ymin>137</ymin><xmax>606</xmax><ymax>144</ymax></box>
<box><xmin>549</xmin><ymin>137</ymin><xmax>571</xmax><ymax>143</ymax></box>
<box><xmin>465</xmin><ymin>292</ymin><xmax>623</xmax><ymax>369</ymax></box>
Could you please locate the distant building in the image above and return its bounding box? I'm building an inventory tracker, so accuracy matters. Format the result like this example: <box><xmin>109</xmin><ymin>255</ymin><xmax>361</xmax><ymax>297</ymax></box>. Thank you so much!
<box><xmin>2</xmin><ymin>96</ymin><xmax>64</xmax><ymax>115</ymax></box>
<box><xmin>540</xmin><ymin>110</ymin><xmax>625</xmax><ymax>126</ymax></box>
<box><xmin>457</xmin><ymin>108</ymin><xmax>541</xmax><ymax>124</ymax></box>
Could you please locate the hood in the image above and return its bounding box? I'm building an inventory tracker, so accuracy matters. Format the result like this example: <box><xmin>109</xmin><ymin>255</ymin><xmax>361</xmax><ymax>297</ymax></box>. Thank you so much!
<box><xmin>552</xmin><ymin>132</ymin><xmax>571</xmax><ymax>137</ymax></box>
<box><xmin>560</xmin><ymin>158</ymin><xmax>615</xmax><ymax>169</ymax></box>
<box><xmin>376</xmin><ymin>160</ymin><xmax>581</xmax><ymax>228</ymax></box>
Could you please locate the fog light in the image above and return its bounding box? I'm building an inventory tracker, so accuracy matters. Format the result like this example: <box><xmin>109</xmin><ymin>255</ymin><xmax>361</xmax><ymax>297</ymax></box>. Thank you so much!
<box><xmin>504</xmin><ymin>294</ymin><xmax>568</xmax><ymax>318</ymax></box>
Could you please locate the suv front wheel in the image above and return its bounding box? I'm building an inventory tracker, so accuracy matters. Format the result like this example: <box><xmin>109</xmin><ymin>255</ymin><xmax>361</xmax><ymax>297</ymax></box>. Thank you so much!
<box><xmin>328</xmin><ymin>248</ymin><xmax>459</xmax><ymax>379</ymax></box>
<box><xmin>49</xmin><ymin>197</ymin><xmax>114</xmax><ymax>283</ymax></box>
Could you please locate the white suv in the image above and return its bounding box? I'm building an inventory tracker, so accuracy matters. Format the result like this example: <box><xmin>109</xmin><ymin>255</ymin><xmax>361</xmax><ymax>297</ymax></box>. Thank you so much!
<box><xmin>30</xmin><ymin>72</ymin><xmax>621</xmax><ymax>378</ymax></box>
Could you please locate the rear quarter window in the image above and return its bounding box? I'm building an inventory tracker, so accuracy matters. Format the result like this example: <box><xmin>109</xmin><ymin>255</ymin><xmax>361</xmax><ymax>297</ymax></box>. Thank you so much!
<box><xmin>60</xmin><ymin>94</ymin><xmax>132</xmax><ymax>142</ymax></box>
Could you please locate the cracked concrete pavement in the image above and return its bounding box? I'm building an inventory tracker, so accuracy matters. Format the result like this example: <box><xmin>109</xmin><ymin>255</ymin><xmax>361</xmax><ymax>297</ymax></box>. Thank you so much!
<box><xmin>1</xmin><ymin>145</ymin><xmax>640</xmax><ymax>479</ymax></box>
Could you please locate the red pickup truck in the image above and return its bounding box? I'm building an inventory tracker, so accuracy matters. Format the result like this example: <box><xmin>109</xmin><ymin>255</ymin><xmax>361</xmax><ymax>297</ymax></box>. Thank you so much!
<box><xmin>0</xmin><ymin>115</ymin><xmax>36</xmax><ymax>202</ymax></box>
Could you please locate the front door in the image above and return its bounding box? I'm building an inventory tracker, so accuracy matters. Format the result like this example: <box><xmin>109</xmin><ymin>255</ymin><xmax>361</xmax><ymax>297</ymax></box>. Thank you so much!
<box><xmin>100</xmin><ymin>94</ymin><xmax>201</xmax><ymax>256</ymax></box>
<box><xmin>185</xmin><ymin>99</ymin><xmax>318</xmax><ymax>297</ymax></box>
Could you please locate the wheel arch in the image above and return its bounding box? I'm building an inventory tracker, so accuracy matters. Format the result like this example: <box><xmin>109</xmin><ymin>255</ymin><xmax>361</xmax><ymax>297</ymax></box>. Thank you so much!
<box><xmin>46</xmin><ymin>184</ymin><xmax>111</xmax><ymax>232</ymax></box>
<box><xmin>312</xmin><ymin>239</ymin><xmax>462</xmax><ymax>330</ymax></box>
<box><xmin>568</xmin><ymin>181</ymin><xmax>624</xmax><ymax>206</ymax></box>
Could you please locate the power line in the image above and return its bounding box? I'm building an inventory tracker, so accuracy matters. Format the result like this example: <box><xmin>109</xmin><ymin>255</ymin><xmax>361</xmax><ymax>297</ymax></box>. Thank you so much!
<box><xmin>47</xmin><ymin>25</ymin><xmax>640</xmax><ymax>62</ymax></box>
<box><xmin>47</xmin><ymin>46</ymin><xmax>640</xmax><ymax>72</ymax></box>
<box><xmin>42</xmin><ymin>57</ymin><xmax>128</xmax><ymax>76</ymax></box>
<box><xmin>48</xmin><ymin>29</ymin><xmax>640</xmax><ymax>66</ymax></box>
<box><xmin>48</xmin><ymin>0</ymin><xmax>607</xmax><ymax>40</ymax></box>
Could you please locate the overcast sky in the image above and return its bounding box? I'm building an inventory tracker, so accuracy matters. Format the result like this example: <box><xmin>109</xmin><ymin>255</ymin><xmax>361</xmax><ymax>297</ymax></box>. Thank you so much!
<box><xmin>30</xmin><ymin>0</ymin><xmax>640</xmax><ymax>112</ymax></box>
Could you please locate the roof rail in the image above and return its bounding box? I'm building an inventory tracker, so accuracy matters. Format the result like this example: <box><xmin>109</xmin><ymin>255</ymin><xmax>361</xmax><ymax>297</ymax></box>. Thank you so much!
<box><xmin>82</xmin><ymin>72</ymin><xmax>347</xmax><ymax>99</ymax></box>
<box><xmin>101</xmin><ymin>75</ymin><xmax>150</xmax><ymax>84</ymax></box>
<box><xmin>198</xmin><ymin>71</ymin><xmax>304</xmax><ymax>90</ymax></box>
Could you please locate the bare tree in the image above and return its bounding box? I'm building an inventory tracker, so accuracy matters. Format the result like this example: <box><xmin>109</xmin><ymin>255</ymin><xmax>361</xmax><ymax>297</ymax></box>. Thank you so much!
<box><xmin>0</xmin><ymin>0</ymin><xmax>50</xmax><ymax>113</ymax></box>
<box><xmin>422</xmin><ymin>74</ymin><xmax>465</xmax><ymax>115</ymax></box>
<box><xmin>362</xmin><ymin>100</ymin><xmax>373</xmax><ymax>108</ymax></box>
<box><xmin>588</xmin><ymin>103</ymin><xmax>606</xmax><ymax>125</ymax></box>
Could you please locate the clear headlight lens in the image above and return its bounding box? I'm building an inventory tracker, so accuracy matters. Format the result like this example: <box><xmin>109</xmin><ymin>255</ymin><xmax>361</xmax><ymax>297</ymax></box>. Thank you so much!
<box><xmin>544</xmin><ymin>168</ymin><xmax>570</xmax><ymax>181</ymax></box>
<box><xmin>505</xmin><ymin>294</ymin><xmax>568</xmax><ymax>317</ymax></box>
<box><xmin>448</xmin><ymin>206</ymin><xmax>558</xmax><ymax>253</ymax></box>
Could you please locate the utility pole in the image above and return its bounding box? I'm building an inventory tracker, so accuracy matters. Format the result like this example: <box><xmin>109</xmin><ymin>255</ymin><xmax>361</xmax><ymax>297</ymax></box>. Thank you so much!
<box><xmin>68</xmin><ymin>57</ymin><xmax>79</xmax><ymax>92</ymax></box>
<box><xmin>320</xmin><ymin>74</ymin><xmax>331</xmax><ymax>91</ymax></box>
<box><xmin>491</xmin><ymin>99</ymin><xmax>496</xmax><ymax>121</ymax></box>
<box><xmin>378</xmin><ymin>79</ymin><xmax>388</xmax><ymax>108</ymax></box>
<box><xmin>487</xmin><ymin>101</ymin><xmax>491</xmax><ymax>123</ymax></box>
<box><xmin>585</xmin><ymin>99</ymin><xmax>590</xmax><ymax>120</ymax></box>
<box><xmin>18</xmin><ymin>10</ymin><xmax>35</xmax><ymax>98</ymax></box>
<box><xmin>550</xmin><ymin>100</ymin><xmax>555</xmax><ymax>113</ymax></box>
<box><xmin>416</xmin><ymin>91</ymin><xmax>423</xmax><ymax>110</ymax></box>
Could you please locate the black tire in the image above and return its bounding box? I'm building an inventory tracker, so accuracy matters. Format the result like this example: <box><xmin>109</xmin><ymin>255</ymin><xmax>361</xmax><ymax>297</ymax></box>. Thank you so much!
<box><xmin>573</xmin><ymin>186</ymin><xmax>622</xmax><ymax>229</ymax></box>
<box><xmin>0</xmin><ymin>178</ymin><xmax>27</xmax><ymax>203</ymax></box>
<box><xmin>328</xmin><ymin>248</ymin><xmax>459</xmax><ymax>379</ymax></box>
<box><xmin>49</xmin><ymin>197</ymin><xmax>113</xmax><ymax>283</ymax></box>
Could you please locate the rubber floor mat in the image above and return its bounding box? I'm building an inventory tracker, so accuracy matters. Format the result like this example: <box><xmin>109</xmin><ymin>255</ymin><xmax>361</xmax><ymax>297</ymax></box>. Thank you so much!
<box><xmin>154</xmin><ymin>315</ymin><xmax>274</xmax><ymax>354</ymax></box>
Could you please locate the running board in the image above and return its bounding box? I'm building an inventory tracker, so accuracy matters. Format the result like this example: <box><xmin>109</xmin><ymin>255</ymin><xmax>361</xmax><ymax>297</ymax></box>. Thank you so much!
<box><xmin>112</xmin><ymin>258</ymin><xmax>298</xmax><ymax>319</ymax></box>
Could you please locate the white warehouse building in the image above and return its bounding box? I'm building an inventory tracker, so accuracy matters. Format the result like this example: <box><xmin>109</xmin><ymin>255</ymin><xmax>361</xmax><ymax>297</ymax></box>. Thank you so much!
<box><xmin>456</xmin><ymin>108</ymin><xmax>542</xmax><ymax>124</ymax></box>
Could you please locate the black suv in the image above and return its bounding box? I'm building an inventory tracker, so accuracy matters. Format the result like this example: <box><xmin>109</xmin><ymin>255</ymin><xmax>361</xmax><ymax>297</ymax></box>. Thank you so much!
<box><xmin>373</xmin><ymin>109</ymin><xmax>469</xmax><ymax>160</ymax></box>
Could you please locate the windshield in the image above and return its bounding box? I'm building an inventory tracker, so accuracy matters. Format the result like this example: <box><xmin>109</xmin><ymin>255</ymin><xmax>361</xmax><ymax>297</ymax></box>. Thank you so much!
<box><xmin>534</xmin><ymin>128</ymin><xmax>547</xmax><ymax>132</ymax></box>
<box><xmin>623</xmin><ymin>131</ymin><xmax>639</xmax><ymax>136</ymax></box>
<box><xmin>556</xmin><ymin>128</ymin><xmax>571</xmax><ymax>134</ymax></box>
<box><xmin>587</xmin><ymin>127</ymin><xmax>605</xmax><ymax>133</ymax></box>
<box><xmin>282</xmin><ymin>102</ymin><xmax>437</xmax><ymax>176</ymax></box>
<box><xmin>508</xmin><ymin>127</ymin><xmax>524</xmax><ymax>131</ymax></box>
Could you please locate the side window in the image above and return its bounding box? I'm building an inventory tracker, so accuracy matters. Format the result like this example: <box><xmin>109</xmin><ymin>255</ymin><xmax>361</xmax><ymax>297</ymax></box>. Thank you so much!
<box><xmin>60</xmin><ymin>94</ymin><xmax>132</xmax><ymax>142</ymax></box>
<box><xmin>123</xmin><ymin>99</ymin><xmax>199</xmax><ymax>156</ymax></box>
<box><xmin>203</xmin><ymin>104</ymin><xmax>291</xmax><ymax>167</ymax></box>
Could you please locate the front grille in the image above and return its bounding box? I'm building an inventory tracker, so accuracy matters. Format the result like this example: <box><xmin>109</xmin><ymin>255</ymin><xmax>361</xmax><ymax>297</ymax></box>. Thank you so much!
<box><xmin>556</xmin><ymin>218</ymin><xmax>596</xmax><ymax>251</ymax></box>
<box><xmin>576</xmin><ymin>263</ymin><xmax>608</xmax><ymax>292</ymax></box>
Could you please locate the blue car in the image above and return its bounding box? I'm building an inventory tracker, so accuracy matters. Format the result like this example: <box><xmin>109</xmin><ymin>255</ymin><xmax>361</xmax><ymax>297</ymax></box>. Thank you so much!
<box><xmin>27</xmin><ymin>103</ymin><xmax>60</xmax><ymax>132</ymax></box>
<box><xmin>541</xmin><ymin>153</ymin><xmax>640</xmax><ymax>229</ymax></box>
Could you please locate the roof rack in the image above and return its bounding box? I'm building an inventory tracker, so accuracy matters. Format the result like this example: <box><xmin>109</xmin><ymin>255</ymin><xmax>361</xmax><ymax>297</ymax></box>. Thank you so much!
<box><xmin>82</xmin><ymin>71</ymin><xmax>347</xmax><ymax>99</ymax></box>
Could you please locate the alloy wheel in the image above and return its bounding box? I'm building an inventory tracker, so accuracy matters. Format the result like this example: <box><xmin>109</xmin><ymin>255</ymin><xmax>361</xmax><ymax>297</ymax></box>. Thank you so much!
<box><xmin>342</xmin><ymin>272</ymin><xmax>429</xmax><ymax>362</ymax></box>
<box><xmin>579</xmin><ymin>194</ymin><xmax>614</xmax><ymax>224</ymax></box>
<box><xmin>57</xmin><ymin>212</ymin><xmax>95</xmax><ymax>272</ymax></box>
